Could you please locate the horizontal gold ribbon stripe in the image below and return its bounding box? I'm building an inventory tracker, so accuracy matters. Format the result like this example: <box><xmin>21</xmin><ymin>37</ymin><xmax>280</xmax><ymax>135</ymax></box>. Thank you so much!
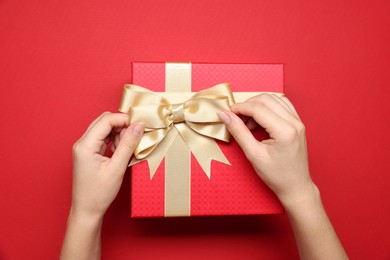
<box><xmin>151</xmin><ymin>92</ymin><xmax>284</xmax><ymax>103</ymax></box>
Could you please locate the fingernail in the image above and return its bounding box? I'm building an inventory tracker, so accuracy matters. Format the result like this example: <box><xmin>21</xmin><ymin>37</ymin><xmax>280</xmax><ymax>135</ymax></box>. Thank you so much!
<box><xmin>132</xmin><ymin>123</ymin><xmax>144</xmax><ymax>136</ymax></box>
<box><xmin>217</xmin><ymin>111</ymin><xmax>231</xmax><ymax>125</ymax></box>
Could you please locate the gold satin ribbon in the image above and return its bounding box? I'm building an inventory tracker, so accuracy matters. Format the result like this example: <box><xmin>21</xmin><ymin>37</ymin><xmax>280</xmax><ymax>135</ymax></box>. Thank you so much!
<box><xmin>119</xmin><ymin>83</ymin><xmax>235</xmax><ymax>179</ymax></box>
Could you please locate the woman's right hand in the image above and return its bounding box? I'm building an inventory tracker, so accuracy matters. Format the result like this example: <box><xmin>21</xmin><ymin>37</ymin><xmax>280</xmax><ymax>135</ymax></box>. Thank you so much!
<box><xmin>218</xmin><ymin>94</ymin><xmax>317</xmax><ymax>208</ymax></box>
<box><xmin>218</xmin><ymin>93</ymin><xmax>349</xmax><ymax>259</ymax></box>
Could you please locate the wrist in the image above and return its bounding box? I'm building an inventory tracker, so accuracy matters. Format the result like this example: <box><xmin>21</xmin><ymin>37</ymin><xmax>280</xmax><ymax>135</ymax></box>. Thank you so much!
<box><xmin>278</xmin><ymin>182</ymin><xmax>321</xmax><ymax>214</ymax></box>
<box><xmin>61</xmin><ymin>206</ymin><xmax>103</xmax><ymax>260</ymax></box>
<box><xmin>68</xmin><ymin>206</ymin><xmax>104</xmax><ymax>231</ymax></box>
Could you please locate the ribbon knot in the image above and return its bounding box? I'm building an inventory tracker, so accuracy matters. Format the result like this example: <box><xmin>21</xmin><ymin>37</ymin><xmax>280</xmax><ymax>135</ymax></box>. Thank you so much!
<box><xmin>170</xmin><ymin>104</ymin><xmax>185</xmax><ymax>123</ymax></box>
<box><xmin>119</xmin><ymin>83</ymin><xmax>235</xmax><ymax>179</ymax></box>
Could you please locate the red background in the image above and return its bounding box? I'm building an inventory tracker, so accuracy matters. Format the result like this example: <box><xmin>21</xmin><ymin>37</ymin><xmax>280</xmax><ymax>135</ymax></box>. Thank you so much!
<box><xmin>0</xmin><ymin>0</ymin><xmax>389</xmax><ymax>259</ymax></box>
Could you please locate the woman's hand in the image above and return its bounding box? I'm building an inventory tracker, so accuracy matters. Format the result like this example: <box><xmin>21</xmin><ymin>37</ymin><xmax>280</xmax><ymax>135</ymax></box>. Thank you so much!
<box><xmin>218</xmin><ymin>94</ymin><xmax>314</xmax><ymax>207</ymax></box>
<box><xmin>61</xmin><ymin>112</ymin><xmax>144</xmax><ymax>260</ymax></box>
<box><xmin>218</xmin><ymin>94</ymin><xmax>348</xmax><ymax>260</ymax></box>
<box><xmin>71</xmin><ymin>112</ymin><xmax>144</xmax><ymax>219</ymax></box>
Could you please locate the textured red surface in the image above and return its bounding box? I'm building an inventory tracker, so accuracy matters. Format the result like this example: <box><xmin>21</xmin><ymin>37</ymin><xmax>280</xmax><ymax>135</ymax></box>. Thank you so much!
<box><xmin>131</xmin><ymin>62</ymin><xmax>284</xmax><ymax>217</ymax></box>
<box><xmin>0</xmin><ymin>0</ymin><xmax>389</xmax><ymax>259</ymax></box>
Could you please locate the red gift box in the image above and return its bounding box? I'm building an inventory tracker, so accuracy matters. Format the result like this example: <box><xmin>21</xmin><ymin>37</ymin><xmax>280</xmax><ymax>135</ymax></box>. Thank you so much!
<box><xmin>125</xmin><ymin>62</ymin><xmax>284</xmax><ymax>217</ymax></box>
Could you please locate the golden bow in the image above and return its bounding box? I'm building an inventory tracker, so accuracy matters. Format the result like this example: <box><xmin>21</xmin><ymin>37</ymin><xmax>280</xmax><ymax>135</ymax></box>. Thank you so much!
<box><xmin>119</xmin><ymin>83</ymin><xmax>235</xmax><ymax>179</ymax></box>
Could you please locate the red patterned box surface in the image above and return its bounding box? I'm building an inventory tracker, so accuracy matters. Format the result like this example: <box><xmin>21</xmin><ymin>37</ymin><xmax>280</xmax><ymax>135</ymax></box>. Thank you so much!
<box><xmin>131</xmin><ymin>62</ymin><xmax>284</xmax><ymax>217</ymax></box>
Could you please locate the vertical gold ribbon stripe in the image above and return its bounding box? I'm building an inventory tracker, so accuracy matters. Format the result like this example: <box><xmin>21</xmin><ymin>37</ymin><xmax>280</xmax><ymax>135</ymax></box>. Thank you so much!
<box><xmin>164</xmin><ymin>62</ymin><xmax>192</xmax><ymax>217</ymax></box>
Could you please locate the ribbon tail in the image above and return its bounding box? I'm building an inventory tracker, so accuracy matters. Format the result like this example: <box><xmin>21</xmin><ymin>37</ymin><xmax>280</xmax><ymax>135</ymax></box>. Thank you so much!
<box><xmin>129</xmin><ymin>128</ymin><xmax>178</xmax><ymax>179</ymax></box>
<box><xmin>175</xmin><ymin>124</ymin><xmax>230</xmax><ymax>179</ymax></box>
<box><xmin>128</xmin><ymin>157</ymin><xmax>159</xmax><ymax>180</ymax></box>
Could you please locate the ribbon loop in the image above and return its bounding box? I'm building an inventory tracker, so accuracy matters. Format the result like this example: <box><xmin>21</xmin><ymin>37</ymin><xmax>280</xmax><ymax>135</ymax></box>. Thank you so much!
<box><xmin>119</xmin><ymin>83</ymin><xmax>234</xmax><ymax>177</ymax></box>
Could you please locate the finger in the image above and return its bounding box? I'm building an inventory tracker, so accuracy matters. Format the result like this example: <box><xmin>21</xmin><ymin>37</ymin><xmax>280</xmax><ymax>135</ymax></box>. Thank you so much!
<box><xmin>80</xmin><ymin>112</ymin><xmax>111</xmax><ymax>140</ymax></box>
<box><xmin>82</xmin><ymin>113</ymin><xmax>130</xmax><ymax>145</ymax></box>
<box><xmin>217</xmin><ymin>111</ymin><xmax>260</xmax><ymax>158</ymax></box>
<box><xmin>111</xmin><ymin>135</ymin><xmax>118</xmax><ymax>153</ymax></box>
<box><xmin>245</xmin><ymin>94</ymin><xmax>295</xmax><ymax>122</ymax></box>
<box><xmin>270</xmin><ymin>96</ymin><xmax>303</xmax><ymax>127</ymax></box>
<box><xmin>99</xmin><ymin>139</ymin><xmax>109</xmax><ymax>155</ymax></box>
<box><xmin>281</xmin><ymin>96</ymin><xmax>301</xmax><ymax>119</ymax></box>
<box><xmin>231</xmin><ymin>107</ymin><xmax>258</xmax><ymax>130</ymax></box>
<box><xmin>269</xmin><ymin>94</ymin><xmax>296</xmax><ymax>116</ymax></box>
<box><xmin>111</xmin><ymin>129</ymin><xmax>126</xmax><ymax>153</ymax></box>
<box><xmin>231</xmin><ymin>102</ymin><xmax>292</xmax><ymax>140</ymax></box>
<box><xmin>110</xmin><ymin>123</ymin><xmax>144</xmax><ymax>173</ymax></box>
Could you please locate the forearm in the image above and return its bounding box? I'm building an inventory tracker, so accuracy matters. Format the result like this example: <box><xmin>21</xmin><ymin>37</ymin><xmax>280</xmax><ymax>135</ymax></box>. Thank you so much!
<box><xmin>61</xmin><ymin>208</ymin><xmax>103</xmax><ymax>260</ymax></box>
<box><xmin>282</xmin><ymin>184</ymin><xmax>348</xmax><ymax>260</ymax></box>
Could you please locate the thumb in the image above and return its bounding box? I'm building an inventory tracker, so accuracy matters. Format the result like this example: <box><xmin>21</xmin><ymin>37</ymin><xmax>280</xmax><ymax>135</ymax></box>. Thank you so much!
<box><xmin>110</xmin><ymin>123</ymin><xmax>144</xmax><ymax>172</ymax></box>
<box><xmin>217</xmin><ymin>111</ymin><xmax>259</xmax><ymax>158</ymax></box>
